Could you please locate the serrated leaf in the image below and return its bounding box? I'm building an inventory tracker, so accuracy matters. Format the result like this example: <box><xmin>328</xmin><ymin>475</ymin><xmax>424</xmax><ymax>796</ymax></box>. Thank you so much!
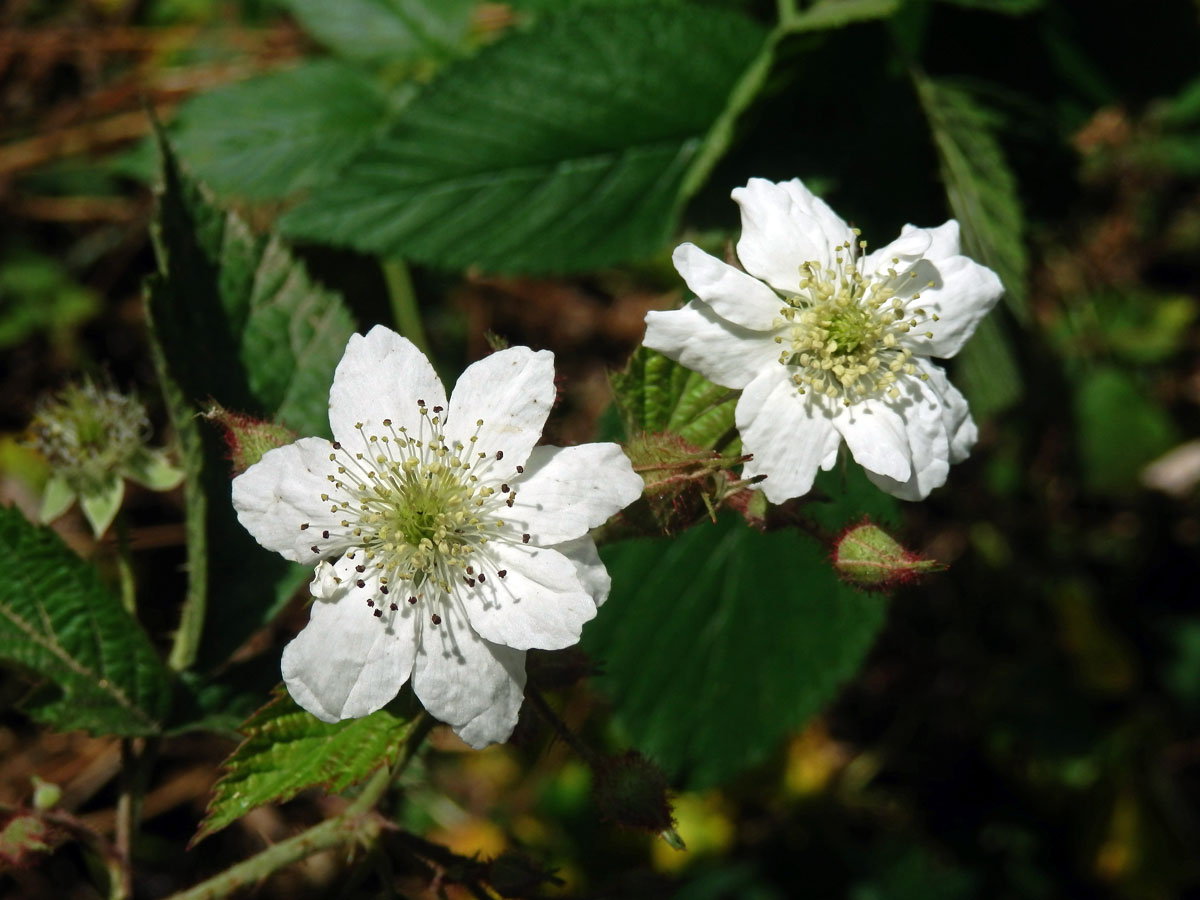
<box><xmin>280</xmin><ymin>4</ymin><xmax>766</xmax><ymax>273</ymax></box>
<box><xmin>282</xmin><ymin>0</ymin><xmax>475</xmax><ymax>64</ymax></box>
<box><xmin>146</xmin><ymin>131</ymin><xmax>355</xmax><ymax>672</ymax></box>
<box><xmin>194</xmin><ymin>689</ymin><xmax>416</xmax><ymax>843</ymax></box>
<box><xmin>586</xmin><ymin>515</ymin><xmax>887</xmax><ymax>787</ymax></box>
<box><xmin>0</xmin><ymin>506</ymin><xmax>172</xmax><ymax>736</ymax></box>
<box><xmin>914</xmin><ymin>75</ymin><xmax>1029</xmax><ymax>323</ymax></box>
<box><xmin>783</xmin><ymin>0</ymin><xmax>900</xmax><ymax>32</ymax></box>
<box><xmin>169</xmin><ymin>61</ymin><xmax>395</xmax><ymax>201</ymax></box>
<box><xmin>611</xmin><ymin>348</ymin><xmax>738</xmax><ymax>451</ymax></box>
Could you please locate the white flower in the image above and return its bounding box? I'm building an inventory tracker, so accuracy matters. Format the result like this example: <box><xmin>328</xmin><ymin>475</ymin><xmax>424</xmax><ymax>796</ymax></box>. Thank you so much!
<box><xmin>644</xmin><ymin>177</ymin><xmax>1004</xmax><ymax>502</ymax></box>
<box><xmin>232</xmin><ymin>326</ymin><xmax>644</xmax><ymax>748</ymax></box>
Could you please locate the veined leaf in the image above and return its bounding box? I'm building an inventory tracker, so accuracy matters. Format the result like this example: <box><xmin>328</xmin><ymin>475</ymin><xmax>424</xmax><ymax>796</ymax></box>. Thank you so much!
<box><xmin>194</xmin><ymin>689</ymin><xmax>417</xmax><ymax>843</ymax></box>
<box><xmin>280</xmin><ymin>4</ymin><xmax>766</xmax><ymax>273</ymax></box>
<box><xmin>914</xmin><ymin>75</ymin><xmax>1029</xmax><ymax>322</ymax></box>
<box><xmin>146</xmin><ymin>132</ymin><xmax>355</xmax><ymax>672</ymax></box>
<box><xmin>611</xmin><ymin>348</ymin><xmax>738</xmax><ymax>451</ymax></box>
<box><xmin>0</xmin><ymin>506</ymin><xmax>172</xmax><ymax>736</ymax></box>
<box><xmin>282</xmin><ymin>0</ymin><xmax>476</xmax><ymax>64</ymax></box>
<box><xmin>587</xmin><ymin>514</ymin><xmax>887</xmax><ymax>787</ymax></box>
<box><xmin>169</xmin><ymin>61</ymin><xmax>396</xmax><ymax>201</ymax></box>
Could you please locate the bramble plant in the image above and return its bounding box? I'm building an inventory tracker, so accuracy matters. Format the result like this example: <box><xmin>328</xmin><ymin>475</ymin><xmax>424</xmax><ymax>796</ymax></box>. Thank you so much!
<box><xmin>3</xmin><ymin>0</ymin><xmax>1199</xmax><ymax>897</ymax></box>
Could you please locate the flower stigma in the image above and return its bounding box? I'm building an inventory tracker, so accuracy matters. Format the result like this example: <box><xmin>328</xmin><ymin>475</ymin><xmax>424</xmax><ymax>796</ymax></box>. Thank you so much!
<box><xmin>774</xmin><ymin>232</ymin><xmax>939</xmax><ymax>406</ymax></box>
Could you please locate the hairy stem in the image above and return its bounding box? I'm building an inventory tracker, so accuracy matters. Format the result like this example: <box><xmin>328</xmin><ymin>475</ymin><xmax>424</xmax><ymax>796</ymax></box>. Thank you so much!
<box><xmin>382</xmin><ymin>259</ymin><xmax>431</xmax><ymax>357</ymax></box>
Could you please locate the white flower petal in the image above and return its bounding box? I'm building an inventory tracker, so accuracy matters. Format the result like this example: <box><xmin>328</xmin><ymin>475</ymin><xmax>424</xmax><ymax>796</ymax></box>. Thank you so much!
<box><xmin>281</xmin><ymin>560</ymin><xmax>418</xmax><ymax>722</ymax></box>
<box><xmin>232</xmin><ymin>437</ymin><xmax>342</xmax><ymax>563</ymax></box>
<box><xmin>412</xmin><ymin>598</ymin><xmax>527</xmax><ymax>748</ymax></box>
<box><xmin>506</xmin><ymin>444</ymin><xmax>642</xmax><ymax>545</ymax></box>
<box><xmin>863</xmin><ymin>226</ymin><xmax>933</xmax><ymax>276</ymax></box>
<box><xmin>643</xmin><ymin>301</ymin><xmax>779</xmax><ymax>390</ymax></box>
<box><xmin>445</xmin><ymin>346</ymin><xmax>555</xmax><ymax>472</ymax></box>
<box><xmin>328</xmin><ymin>325</ymin><xmax>447</xmax><ymax>445</ymax></box>
<box><xmin>737</xmin><ymin>368</ymin><xmax>843</xmax><ymax>503</ymax></box>
<box><xmin>903</xmin><ymin>220</ymin><xmax>961</xmax><ymax>259</ymax></box>
<box><xmin>833</xmin><ymin>400</ymin><xmax>914</xmax><ymax>485</ymax></box>
<box><xmin>853</xmin><ymin>375</ymin><xmax>952</xmax><ymax>500</ymax></box>
<box><xmin>916</xmin><ymin>358</ymin><xmax>977</xmax><ymax>464</ymax></box>
<box><xmin>901</xmin><ymin>255</ymin><xmax>1004</xmax><ymax>359</ymax></box>
<box><xmin>554</xmin><ymin>535</ymin><xmax>611</xmax><ymax>607</ymax></box>
<box><xmin>733</xmin><ymin>177</ymin><xmax>853</xmax><ymax>293</ymax></box>
<box><xmin>671</xmin><ymin>243</ymin><xmax>782</xmax><ymax>330</ymax></box>
<box><xmin>458</xmin><ymin>542</ymin><xmax>597</xmax><ymax>651</ymax></box>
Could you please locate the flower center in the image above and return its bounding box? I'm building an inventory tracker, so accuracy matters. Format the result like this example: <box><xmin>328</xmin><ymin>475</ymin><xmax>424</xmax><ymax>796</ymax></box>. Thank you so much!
<box><xmin>774</xmin><ymin>235</ymin><xmax>937</xmax><ymax>405</ymax></box>
<box><xmin>301</xmin><ymin>401</ymin><xmax>525</xmax><ymax>615</ymax></box>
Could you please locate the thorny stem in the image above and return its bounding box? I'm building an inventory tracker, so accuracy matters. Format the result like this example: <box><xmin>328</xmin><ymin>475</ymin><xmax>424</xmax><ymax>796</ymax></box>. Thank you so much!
<box><xmin>524</xmin><ymin>684</ymin><xmax>602</xmax><ymax>767</ymax></box>
<box><xmin>164</xmin><ymin>714</ymin><xmax>432</xmax><ymax>900</ymax></box>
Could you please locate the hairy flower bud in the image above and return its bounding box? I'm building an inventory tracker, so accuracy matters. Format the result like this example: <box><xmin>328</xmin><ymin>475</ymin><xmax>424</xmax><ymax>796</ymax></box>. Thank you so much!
<box><xmin>832</xmin><ymin>519</ymin><xmax>942</xmax><ymax>589</ymax></box>
<box><xmin>203</xmin><ymin>404</ymin><xmax>297</xmax><ymax>475</ymax></box>
<box><xmin>592</xmin><ymin>751</ymin><xmax>676</xmax><ymax>837</ymax></box>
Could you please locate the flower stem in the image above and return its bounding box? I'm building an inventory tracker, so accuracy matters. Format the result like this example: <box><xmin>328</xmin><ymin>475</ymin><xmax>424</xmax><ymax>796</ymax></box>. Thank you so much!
<box><xmin>525</xmin><ymin>684</ymin><xmax>602</xmax><ymax>767</ymax></box>
<box><xmin>382</xmin><ymin>259</ymin><xmax>431</xmax><ymax>357</ymax></box>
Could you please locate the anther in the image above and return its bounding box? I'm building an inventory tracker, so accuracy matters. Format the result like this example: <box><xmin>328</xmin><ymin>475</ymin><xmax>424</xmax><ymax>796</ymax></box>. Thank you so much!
<box><xmin>366</xmin><ymin>599</ymin><xmax>374</xmax><ymax>607</ymax></box>
<box><xmin>311</xmin><ymin>546</ymin><xmax>319</xmax><ymax>554</ymax></box>
<box><xmin>373</xmin><ymin>609</ymin><xmax>383</xmax><ymax>618</ymax></box>
<box><xmin>356</xmin><ymin>580</ymin><xmax>366</xmax><ymax>588</ymax></box>
<box><xmin>522</xmin><ymin>533</ymin><xmax>530</xmax><ymax>543</ymax></box>
<box><xmin>497</xmin><ymin>570</ymin><xmax>506</xmax><ymax>578</ymax></box>
<box><xmin>356</xmin><ymin>565</ymin><xmax>365</xmax><ymax>573</ymax></box>
<box><xmin>501</xmin><ymin>484</ymin><xmax>509</xmax><ymax>493</ymax></box>
<box><xmin>332</xmin><ymin>441</ymin><xmax>341</xmax><ymax>449</ymax></box>
<box><xmin>477</xmin><ymin>573</ymin><xmax>486</xmax><ymax>583</ymax></box>
<box><xmin>431</xmin><ymin>614</ymin><xmax>441</xmax><ymax>626</ymax></box>
<box><xmin>300</xmin><ymin>523</ymin><xmax>309</xmax><ymax>530</ymax></box>
<box><xmin>432</xmin><ymin>405</ymin><xmax>443</xmax><ymax>413</ymax></box>
<box><xmin>389</xmin><ymin>603</ymin><xmax>398</xmax><ymax>611</ymax></box>
<box><xmin>408</xmin><ymin>596</ymin><xmax>417</xmax><ymax>605</ymax></box>
<box><xmin>380</xmin><ymin>585</ymin><xmax>389</xmax><ymax>594</ymax></box>
<box><xmin>496</xmin><ymin>451</ymin><xmax>504</xmax><ymax>460</ymax></box>
<box><xmin>322</xmin><ymin>530</ymin><xmax>330</xmax><ymax>539</ymax></box>
<box><xmin>516</xmin><ymin>465</ymin><xmax>524</xmax><ymax>474</ymax></box>
<box><xmin>383</xmin><ymin>418</ymin><xmax>391</xmax><ymax>426</ymax></box>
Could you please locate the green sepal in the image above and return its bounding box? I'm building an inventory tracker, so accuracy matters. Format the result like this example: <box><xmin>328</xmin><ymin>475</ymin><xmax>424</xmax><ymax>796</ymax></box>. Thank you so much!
<box><xmin>38</xmin><ymin>475</ymin><xmax>77</xmax><ymax>524</ymax></box>
<box><xmin>123</xmin><ymin>447</ymin><xmax>185</xmax><ymax>492</ymax></box>
<box><xmin>78</xmin><ymin>477</ymin><xmax>124</xmax><ymax>538</ymax></box>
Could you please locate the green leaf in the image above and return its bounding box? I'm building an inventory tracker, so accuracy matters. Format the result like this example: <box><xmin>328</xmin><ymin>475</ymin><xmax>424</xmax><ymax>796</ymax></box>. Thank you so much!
<box><xmin>586</xmin><ymin>515</ymin><xmax>887</xmax><ymax>787</ymax></box>
<box><xmin>914</xmin><ymin>75</ymin><xmax>1029</xmax><ymax>323</ymax></box>
<box><xmin>146</xmin><ymin>131</ymin><xmax>356</xmax><ymax>672</ymax></box>
<box><xmin>783</xmin><ymin>0</ymin><xmax>900</xmax><ymax>33</ymax></box>
<box><xmin>282</xmin><ymin>0</ymin><xmax>475</xmax><ymax>64</ymax></box>
<box><xmin>194</xmin><ymin>689</ymin><xmax>416</xmax><ymax>843</ymax></box>
<box><xmin>280</xmin><ymin>4</ymin><xmax>767</xmax><ymax>273</ymax></box>
<box><xmin>169</xmin><ymin>61</ymin><xmax>396</xmax><ymax>201</ymax></box>
<box><xmin>931</xmin><ymin>0</ymin><xmax>1040</xmax><ymax>12</ymax></box>
<box><xmin>1073</xmin><ymin>366</ymin><xmax>1178</xmax><ymax>496</ymax></box>
<box><xmin>951</xmin><ymin>315</ymin><xmax>1022</xmax><ymax>420</ymax></box>
<box><xmin>611</xmin><ymin>348</ymin><xmax>738</xmax><ymax>451</ymax></box>
<box><xmin>0</xmin><ymin>506</ymin><xmax>173</xmax><ymax>736</ymax></box>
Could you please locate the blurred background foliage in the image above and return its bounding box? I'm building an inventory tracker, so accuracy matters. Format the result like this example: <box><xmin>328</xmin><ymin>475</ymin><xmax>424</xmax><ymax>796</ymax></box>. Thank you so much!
<box><xmin>2</xmin><ymin>0</ymin><xmax>1200</xmax><ymax>897</ymax></box>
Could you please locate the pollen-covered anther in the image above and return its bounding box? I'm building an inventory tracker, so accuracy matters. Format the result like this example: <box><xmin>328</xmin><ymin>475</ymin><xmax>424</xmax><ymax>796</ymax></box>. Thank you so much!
<box><xmin>777</xmin><ymin>238</ymin><xmax>935</xmax><ymax>405</ymax></box>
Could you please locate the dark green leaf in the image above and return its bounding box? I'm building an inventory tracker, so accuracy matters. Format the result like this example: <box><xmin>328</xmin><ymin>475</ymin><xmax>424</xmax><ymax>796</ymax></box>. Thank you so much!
<box><xmin>0</xmin><ymin>506</ymin><xmax>172</xmax><ymax>736</ymax></box>
<box><xmin>280</xmin><ymin>4</ymin><xmax>766</xmax><ymax>273</ymax></box>
<box><xmin>952</xmin><ymin>315</ymin><xmax>1022</xmax><ymax>420</ymax></box>
<box><xmin>147</xmin><ymin>131</ymin><xmax>355</xmax><ymax>672</ymax></box>
<box><xmin>586</xmin><ymin>515</ymin><xmax>887</xmax><ymax>787</ymax></box>
<box><xmin>1073</xmin><ymin>366</ymin><xmax>1178</xmax><ymax>496</ymax></box>
<box><xmin>783</xmin><ymin>0</ymin><xmax>900</xmax><ymax>33</ymax></box>
<box><xmin>169</xmin><ymin>61</ymin><xmax>395</xmax><ymax>201</ymax></box>
<box><xmin>282</xmin><ymin>0</ymin><xmax>475</xmax><ymax>64</ymax></box>
<box><xmin>930</xmin><ymin>0</ymin><xmax>1041</xmax><ymax>14</ymax></box>
<box><xmin>194</xmin><ymin>689</ymin><xmax>416</xmax><ymax>843</ymax></box>
<box><xmin>611</xmin><ymin>348</ymin><xmax>737</xmax><ymax>451</ymax></box>
<box><xmin>914</xmin><ymin>75</ymin><xmax>1029</xmax><ymax>322</ymax></box>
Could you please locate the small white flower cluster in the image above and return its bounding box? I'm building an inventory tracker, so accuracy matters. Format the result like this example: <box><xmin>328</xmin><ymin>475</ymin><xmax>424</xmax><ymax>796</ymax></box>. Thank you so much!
<box><xmin>233</xmin><ymin>178</ymin><xmax>1002</xmax><ymax>748</ymax></box>
<box><xmin>233</xmin><ymin>327</ymin><xmax>643</xmax><ymax>747</ymax></box>
<box><xmin>645</xmin><ymin>177</ymin><xmax>1004</xmax><ymax>503</ymax></box>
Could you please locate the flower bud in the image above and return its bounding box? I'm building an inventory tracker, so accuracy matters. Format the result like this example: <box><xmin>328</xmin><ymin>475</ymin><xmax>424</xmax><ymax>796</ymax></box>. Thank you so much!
<box><xmin>832</xmin><ymin>519</ymin><xmax>942</xmax><ymax>589</ymax></box>
<box><xmin>30</xmin><ymin>777</ymin><xmax>61</xmax><ymax>811</ymax></box>
<box><xmin>28</xmin><ymin>378</ymin><xmax>182</xmax><ymax>536</ymax></box>
<box><xmin>203</xmin><ymin>404</ymin><xmax>297</xmax><ymax>475</ymax></box>
<box><xmin>592</xmin><ymin>751</ymin><xmax>676</xmax><ymax>837</ymax></box>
